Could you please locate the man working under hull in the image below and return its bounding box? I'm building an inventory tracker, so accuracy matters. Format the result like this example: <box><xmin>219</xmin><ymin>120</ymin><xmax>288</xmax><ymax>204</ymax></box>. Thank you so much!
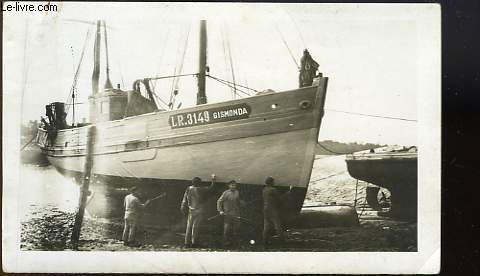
<box><xmin>262</xmin><ymin>176</ymin><xmax>288</xmax><ymax>245</ymax></box>
<box><xmin>181</xmin><ymin>174</ymin><xmax>217</xmax><ymax>248</ymax></box>
<box><xmin>123</xmin><ymin>186</ymin><xmax>150</xmax><ymax>247</ymax></box>
<box><xmin>217</xmin><ymin>180</ymin><xmax>244</xmax><ymax>247</ymax></box>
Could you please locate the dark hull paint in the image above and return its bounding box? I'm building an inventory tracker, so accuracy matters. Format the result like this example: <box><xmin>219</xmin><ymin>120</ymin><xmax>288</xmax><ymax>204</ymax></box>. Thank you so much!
<box><xmin>346</xmin><ymin>154</ymin><xmax>417</xmax><ymax>220</ymax></box>
<box><xmin>55</xmin><ymin>166</ymin><xmax>306</xmax><ymax>229</ymax></box>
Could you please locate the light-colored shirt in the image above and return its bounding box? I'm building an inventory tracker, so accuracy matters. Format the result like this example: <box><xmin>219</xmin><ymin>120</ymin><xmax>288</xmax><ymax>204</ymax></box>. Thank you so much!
<box><xmin>217</xmin><ymin>189</ymin><xmax>241</xmax><ymax>216</ymax></box>
<box><xmin>181</xmin><ymin>182</ymin><xmax>216</xmax><ymax>213</ymax></box>
<box><xmin>124</xmin><ymin>194</ymin><xmax>146</xmax><ymax>220</ymax></box>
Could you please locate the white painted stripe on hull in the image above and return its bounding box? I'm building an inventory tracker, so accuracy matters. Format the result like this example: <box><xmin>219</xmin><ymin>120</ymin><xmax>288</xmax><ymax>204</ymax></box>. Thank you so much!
<box><xmin>48</xmin><ymin>128</ymin><xmax>317</xmax><ymax>188</ymax></box>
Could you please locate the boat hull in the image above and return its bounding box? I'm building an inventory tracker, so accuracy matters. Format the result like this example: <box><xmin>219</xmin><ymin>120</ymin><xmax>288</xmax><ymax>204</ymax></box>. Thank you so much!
<box><xmin>37</xmin><ymin>79</ymin><xmax>328</xmax><ymax>226</ymax></box>
<box><xmin>345</xmin><ymin>152</ymin><xmax>417</xmax><ymax>220</ymax></box>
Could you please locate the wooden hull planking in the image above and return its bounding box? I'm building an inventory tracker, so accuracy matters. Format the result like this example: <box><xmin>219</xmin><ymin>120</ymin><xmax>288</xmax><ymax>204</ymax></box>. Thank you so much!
<box><xmin>36</xmin><ymin>80</ymin><xmax>328</xmax><ymax>222</ymax></box>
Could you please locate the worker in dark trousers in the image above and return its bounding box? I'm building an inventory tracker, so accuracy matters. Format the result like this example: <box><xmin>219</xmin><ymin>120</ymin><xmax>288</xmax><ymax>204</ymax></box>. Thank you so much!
<box><xmin>262</xmin><ymin>176</ymin><xmax>285</xmax><ymax>245</ymax></box>
<box><xmin>181</xmin><ymin>174</ymin><xmax>217</xmax><ymax>248</ymax></box>
<box><xmin>123</xmin><ymin>186</ymin><xmax>151</xmax><ymax>247</ymax></box>
<box><xmin>217</xmin><ymin>180</ymin><xmax>244</xmax><ymax>246</ymax></box>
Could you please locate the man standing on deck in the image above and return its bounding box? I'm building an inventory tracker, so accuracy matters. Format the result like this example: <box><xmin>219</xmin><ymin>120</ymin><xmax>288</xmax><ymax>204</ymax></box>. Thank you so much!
<box><xmin>299</xmin><ymin>49</ymin><xmax>319</xmax><ymax>88</ymax></box>
<box><xmin>123</xmin><ymin>186</ymin><xmax>151</xmax><ymax>247</ymax></box>
<box><xmin>262</xmin><ymin>176</ymin><xmax>286</xmax><ymax>245</ymax></box>
<box><xmin>181</xmin><ymin>174</ymin><xmax>217</xmax><ymax>248</ymax></box>
<box><xmin>217</xmin><ymin>180</ymin><xmax>244</xmax><ymax>247</ymax></box>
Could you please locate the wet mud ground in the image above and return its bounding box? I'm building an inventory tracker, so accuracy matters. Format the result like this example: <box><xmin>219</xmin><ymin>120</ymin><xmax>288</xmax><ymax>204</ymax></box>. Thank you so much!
<box><xmin>20</xmin><ymin>155</ymin><xmax>417</xmax><ymax>252</ymax></box>
<box><xmin>21</xmin><ymin>206</ymin><xmax>417</xmax><ymax>252</ymax></box>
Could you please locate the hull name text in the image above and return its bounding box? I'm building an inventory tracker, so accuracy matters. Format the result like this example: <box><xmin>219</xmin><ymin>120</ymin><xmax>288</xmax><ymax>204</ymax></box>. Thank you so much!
<box><xmin>169</xmin><ymin>103</ymin><xmax>251</xmax><ymax>129</ymax></box>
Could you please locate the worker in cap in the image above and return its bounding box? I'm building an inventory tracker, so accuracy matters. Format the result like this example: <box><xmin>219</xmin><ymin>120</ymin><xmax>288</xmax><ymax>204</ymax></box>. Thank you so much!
<box><xmin>181</xmin><ymin>174</ymin><xmax>218</xmax><ymax>247</ymax></box>
<box><xmin>262</xmin><ymin>176</ymin><xmax>285</xmax><ymax>245</ymax></box>
<box><xmin>217</xmin><ymin>180</ymin><xmax>244</xmax><ymax>246</ymax></box>
<box><xmin>123</xmin><ymin>186</ymin><xmax>151</xmax><ymax>247</ymax></box>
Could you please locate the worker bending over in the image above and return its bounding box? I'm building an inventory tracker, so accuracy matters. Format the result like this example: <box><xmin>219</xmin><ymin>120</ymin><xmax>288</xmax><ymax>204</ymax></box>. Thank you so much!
<box><xmin>181</xmin><ymin>174</ymin><xmax>217</xmax><ymax>248</ymax></box>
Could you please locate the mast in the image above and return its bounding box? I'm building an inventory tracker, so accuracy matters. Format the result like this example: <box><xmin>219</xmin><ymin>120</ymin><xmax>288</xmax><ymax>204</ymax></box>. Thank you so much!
<box><xmin>196</xmin><ymin>20</ymin><xmax>207</xmax><ymax>105</ymax></box>
<box><xmin>103</xmin><ymin>20</ymin><xmax>113</xmax><ymax>89</ymax></box>
<box><xmin>69</xmin><ymin>29</ymin><xmax>91</xmax><ymax>126</ymax></box>
<box><xmin>91</xmin><ymin>20</ymin><xmax>101</xmax><ymax>95</ymax></box>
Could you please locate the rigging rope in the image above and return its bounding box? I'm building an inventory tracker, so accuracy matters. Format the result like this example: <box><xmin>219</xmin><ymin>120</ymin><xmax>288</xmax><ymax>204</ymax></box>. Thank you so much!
<box><xmin>221</xmin><ymin>25</ymin><xmax>235</xmax><ymax>99</ymax></box>
<box><xmin>207</xmin><ymin>75</ymin><xmax>252</xmax><ymax>97</ymax></box>
<box><xmin>65</xmin><ymin>28</ymin><xmax>92</xmax><ymax>116</ymax></box>
<box><xmin>150</xmin><ymin>90</ymin><xmax>170</xmax><ymax>109</ymax></box>
<box><xmin>173</xmin><ymin>24</ymin><xmax>191</xmax><ymax>92</ymax></box>
<box><xmin>208</xmin><ymin>75</ymin><xmax>259</xmax><ymax>93</ymax></box>
<box><xmin>70</xmin><ymin>46</ymin><xmax>76</xmax><ymax>78</ymax></box>
<box><xmin>223</xmin><ymin>25</ymin><xmax>238</xmax><ymax>99</ymax></box>
<box><xmin>147</xmin><ymin>73</ymin><xmax>199</xmax><ymax>81</ymax></box>
<box><xmin>316</xmin><ymin>142</ymin><xmax>354</xmax><ymax>155</ymax></box>
<box><xmin>169</xmin><ymin>24</ymin><xmax>191</xmax><ymax>109</ymax></box>
<box><xmin>325</xmin><ymin>108</ymin><xmax>417</xmax><ymax>122</ymax></box>
<box><xmin>152</xmin><ymin>27</ymin><xmax>171</xmax><ymax>91</ymax></box>
<box><xmin>275</xmin><ymin>25</ymin><xmax>300</xmax><ymax>69</ymax></box>
<box><xmin>20</xmin><ymin>135</ymin><xmax>37</xmax><ymax>151</ymax></box>
<box><xmin>141</xmin><ymin>73</ymin><xmax>198</xmax><ymax>109</ymax></box>
<box><xmin>309</xmin><ymin>171</ymin><xmax>346</xmax><ymax>183</ymax></box>
<box><xmin>284</xmin><ymin>8</ymin><xmax>308</xmax><ymax>49</ymax></box>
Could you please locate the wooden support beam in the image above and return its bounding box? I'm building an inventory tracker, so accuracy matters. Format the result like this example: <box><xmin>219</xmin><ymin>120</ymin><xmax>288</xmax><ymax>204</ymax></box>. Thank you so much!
<box><xmin>71</xmin><ymin>125</ymin><xmax>96</xmax><ymax>250</ymax></box>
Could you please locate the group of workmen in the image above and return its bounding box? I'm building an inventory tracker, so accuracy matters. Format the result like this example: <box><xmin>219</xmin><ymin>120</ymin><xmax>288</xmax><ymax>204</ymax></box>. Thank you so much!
<box><xmin>122</xmin><ymin>175</ymin><xmax>289</xmax><ymax>248</ymax></box>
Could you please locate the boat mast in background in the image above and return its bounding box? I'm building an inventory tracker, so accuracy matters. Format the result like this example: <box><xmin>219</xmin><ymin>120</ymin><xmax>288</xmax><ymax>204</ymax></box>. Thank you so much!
<box><xmin>91</xmin><ymin>20</ymin><xmax>101</xmax><ymax>96</ymax></box>
<box><xmin>196</xmin><ymin>20</ymin><xmax>207</xmax><ymax>105</ymax></box>
<box><xmin>103</xmin><ymin>20</ymin><xmax>113</xmax><ymax>90</ymax></box>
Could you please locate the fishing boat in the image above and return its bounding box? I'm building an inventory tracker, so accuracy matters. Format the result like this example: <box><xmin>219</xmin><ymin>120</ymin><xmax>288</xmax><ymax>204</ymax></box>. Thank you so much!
<box><xmin>345</xmin><ymin>146</ymin><xmax>417</xmax><ymax>220</ymax></box>
<box><xmin>35</xmin><ymin>20</ymin><xmax>329</xmax><ymax>226</ymax></box>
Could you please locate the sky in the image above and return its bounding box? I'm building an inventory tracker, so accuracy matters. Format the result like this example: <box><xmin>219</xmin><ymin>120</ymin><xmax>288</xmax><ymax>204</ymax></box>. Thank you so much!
<box><xmin>4</xmin><ymin>2</ymin><xmax>440</xmax><ymax>145</ymax></box>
